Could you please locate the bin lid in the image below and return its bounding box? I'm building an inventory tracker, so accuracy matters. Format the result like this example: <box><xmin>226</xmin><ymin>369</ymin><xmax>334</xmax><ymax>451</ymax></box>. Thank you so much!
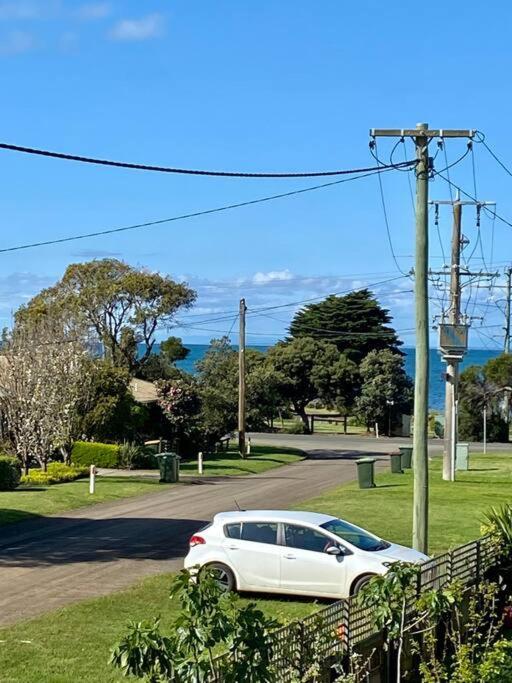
<box><xmin>156</xmin><ymin>452</ymin><xmax>180</xmax><ymax>459</ymax></box>
<box><xmin>356</xmin><ymin>457</ymin><xmax>376</xmax><ymax>464</ymax></box>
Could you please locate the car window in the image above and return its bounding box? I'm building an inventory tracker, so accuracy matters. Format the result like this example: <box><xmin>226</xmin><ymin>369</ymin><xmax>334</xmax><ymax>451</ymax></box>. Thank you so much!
<box><xmin>240</xmin><ymin>522</ymin><xmax>278</xmax><ymax>545</ymax></box>
<box><xmin>224</xmin><ymin>523</ymin><xmax>241</xmax><ymax>539</ymax></box>
<box><xmin>284</xmin><ymin>524</ymin><xmax>333</xmax><ymax>553</ymax></box>
<box><xmin>321</xmin><ymin>518</ymin><xmax>388</xmax><ymax>552</ymax></box>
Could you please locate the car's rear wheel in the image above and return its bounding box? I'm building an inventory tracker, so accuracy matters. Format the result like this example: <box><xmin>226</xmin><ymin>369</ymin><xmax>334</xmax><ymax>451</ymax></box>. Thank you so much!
<box><xmin>351</xmin><ymin>574</ymin><xmax>376</xmax><ymax>595</ymax></box>
<box><xmin>203</xmin><ymin>563</ymin><xmax>236</xmax><ymax>592</ymax></box>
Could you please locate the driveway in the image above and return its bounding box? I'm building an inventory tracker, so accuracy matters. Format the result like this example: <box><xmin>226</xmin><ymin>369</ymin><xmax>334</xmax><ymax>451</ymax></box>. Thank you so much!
<box><xmin>0</xmin><ymin>445</ymin><xmax>389</xmax><ymax>626</ymax></box>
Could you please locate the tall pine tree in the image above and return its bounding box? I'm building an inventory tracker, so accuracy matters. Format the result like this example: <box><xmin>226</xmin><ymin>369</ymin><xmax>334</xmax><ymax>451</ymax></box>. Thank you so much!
<box><xmin>289</xmin><ymin>289</ymin><xmax>401</xmax><ymax>364</ymax></box>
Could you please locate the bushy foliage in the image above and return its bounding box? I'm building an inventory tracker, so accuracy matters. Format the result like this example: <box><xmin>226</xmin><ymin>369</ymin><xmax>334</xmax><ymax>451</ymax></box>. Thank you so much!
<box><xmin>21</xmin><ymin>462</ymin><xmax>88</xmax><ymax>485</ymax></box>
<box><xmin>77</xmin><ymin>362</ymin><xmax>149</xmax><ymax>443</ymax></box>
<box><xmin>0</xmin><ymin>454</ymin><xmax>21</xmax><ymax>490</ymax></box>
<box><xmin>71</xmin><ymin>441</ymin><xmax>120</xmax><ymax>468</ymax></box>
<box><xmin>111</xmin><ymin>568</ymin><xmax>279</xmax><ymax>682</ymax></box>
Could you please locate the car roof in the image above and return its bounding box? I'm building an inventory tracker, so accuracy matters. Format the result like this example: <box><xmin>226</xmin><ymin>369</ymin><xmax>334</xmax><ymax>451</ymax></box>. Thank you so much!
<box><xmin>213</xmin><ymin>510</ymin><xmax>337</xmax><ymax>526</ymax></box>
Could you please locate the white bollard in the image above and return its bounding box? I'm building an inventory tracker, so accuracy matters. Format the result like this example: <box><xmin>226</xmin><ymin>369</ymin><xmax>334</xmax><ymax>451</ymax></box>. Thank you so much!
<box><xmin>247</xmin><ymin>438</ymin><xmax>251</xmax><ymax>455</ymax></box>
<box><xmin>198</xmin><ymin>451</ymin><xmax>203</xmax><ymax>475</ymax></box>
<box><xmin>375</xmin><ymin>422</ymin><xmax>379</xmax><ymax>439</ymax></box>
<box><xmin>89</xmin><ymin>464</ymin><xmax>96</xmax><ymax>494</ymax></box>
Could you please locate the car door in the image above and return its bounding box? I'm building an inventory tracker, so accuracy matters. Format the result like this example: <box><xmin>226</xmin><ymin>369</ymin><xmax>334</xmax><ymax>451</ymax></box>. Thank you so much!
<box><xmin>223</xmin><ymin>521</ymin><xmax>281</xmax><ymax>590</ymax></box>
<box><xmin>279</xmin><ymin>523</ymin><xmax>349</xmax><ymax>597</ymax></box>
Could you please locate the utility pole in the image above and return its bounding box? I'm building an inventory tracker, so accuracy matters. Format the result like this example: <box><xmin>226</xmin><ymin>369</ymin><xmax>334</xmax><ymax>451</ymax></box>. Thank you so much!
<box><xmin>238</xmin><ymin>298</ymin><xmax>247</xmax><ymax>457</ymax></box>
<box><xmin>370</xmin><ymin>124</ymin><xmax>475</xmax><ymax>555</ymax></box>
<box><xmin>430</xmin><ymin>195</ymin><xmax>495</xmax><ymax>481</ymax></box>
<box><xmin>505</xmin><ymin>267</ymin><xmax>512</xmax><ymax>354</ymax></box>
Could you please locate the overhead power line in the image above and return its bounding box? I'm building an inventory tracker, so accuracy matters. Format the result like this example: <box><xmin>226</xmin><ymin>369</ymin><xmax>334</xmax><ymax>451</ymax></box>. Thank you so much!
<box><xmin>0</xmin><ymin>141</ymin><xmax>416</xmax><ymax>178</ymax></box>
<box><xmin>0</xmin><ymin>167</ymin><xmax>402</xmax><ymax>254</ymax></box>
<box><xmin>475</xmin><ymin>130</ymin><xmax>512</xmax><ymax>178</ymax></box>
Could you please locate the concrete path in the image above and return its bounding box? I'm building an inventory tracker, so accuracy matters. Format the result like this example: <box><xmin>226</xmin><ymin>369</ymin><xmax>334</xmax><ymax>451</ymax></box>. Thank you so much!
<box><xmin>0</xmin><ymin>447</ymin><xmax>389</xmax><ymax>626</ymax></box>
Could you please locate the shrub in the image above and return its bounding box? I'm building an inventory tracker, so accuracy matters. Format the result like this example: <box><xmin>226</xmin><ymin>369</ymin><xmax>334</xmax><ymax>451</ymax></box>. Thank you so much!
<box><xmin>0</xmin><ymin>455</ymin><xmax>21</xmax><ymax>490</ymax></box>
<box><xmin>284</xmin><ymin>420</ymin><xmax>307</xmax><ymax>434</ymax></box>
<box><xmin>71</xmin><ymin>441</ymin><xmax>120</xmax><ymax>468</ymax></box>
<box><xmin>119</xmin><ymin>442</ymin><xmax>142</xmax><ymax>470</ymax></box>
<box><xmin>21</xmin><ymin>463</ymin><xmax>89</xmax><ymax>486</ymax></box>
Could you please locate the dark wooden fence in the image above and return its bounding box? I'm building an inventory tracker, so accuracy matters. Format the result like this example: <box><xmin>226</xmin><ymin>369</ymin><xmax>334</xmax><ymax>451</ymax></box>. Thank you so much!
<box><xmin>210</xmin><ymin>535</ymin><xmax>501</xmax><ymax>682</ymax></box>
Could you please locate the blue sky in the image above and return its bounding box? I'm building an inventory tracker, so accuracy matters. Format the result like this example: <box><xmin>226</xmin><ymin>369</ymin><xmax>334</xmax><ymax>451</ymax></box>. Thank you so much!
<box><xmin>0</xmin><ymin>0</ymin><xmax>511</xmax><ymax>349</ymax></box>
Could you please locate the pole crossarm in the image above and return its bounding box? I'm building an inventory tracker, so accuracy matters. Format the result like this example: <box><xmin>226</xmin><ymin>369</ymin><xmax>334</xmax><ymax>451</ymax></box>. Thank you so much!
<box><xmin>429</xmin><ymin>270</ymin><xmax>499</xmax><ymax>278</ymax></box>
<box><xmin>370</xmin><ymin>129</ymin><xmax>475</xmax><ymax>139</ymax></box>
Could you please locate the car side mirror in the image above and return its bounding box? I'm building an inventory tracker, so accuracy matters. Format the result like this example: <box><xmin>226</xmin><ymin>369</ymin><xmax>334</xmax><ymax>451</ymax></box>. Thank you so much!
<box><xmin>326</xmin><ymin>545</ymin><xmax>343</xmax><ymax>556</ymax></box>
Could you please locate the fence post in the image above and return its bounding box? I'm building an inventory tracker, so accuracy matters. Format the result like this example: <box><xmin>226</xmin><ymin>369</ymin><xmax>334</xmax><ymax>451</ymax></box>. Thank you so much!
<box><xmin>475</xmin><ymin>540</ymin><xmax>481</xmax><ymax>584</ymax></box>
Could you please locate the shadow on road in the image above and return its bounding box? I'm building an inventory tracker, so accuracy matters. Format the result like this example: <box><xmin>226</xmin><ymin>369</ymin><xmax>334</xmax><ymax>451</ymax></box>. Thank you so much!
<box><xmin>0</xmin><ymin>516</ymin><xmax>207</xmax><ymax>568</ymax></box>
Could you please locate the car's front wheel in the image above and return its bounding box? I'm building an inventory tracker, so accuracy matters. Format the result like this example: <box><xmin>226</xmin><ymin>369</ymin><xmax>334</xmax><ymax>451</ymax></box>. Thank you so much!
<box><xmin>351</xmin><ymin>574</ymin><xmax>376</xmax><ymax>595</ymax></box>
<box><xmin>202</xmin><ymin>562</ymin><xmax>236</xmax><ymax>592</ymax></box>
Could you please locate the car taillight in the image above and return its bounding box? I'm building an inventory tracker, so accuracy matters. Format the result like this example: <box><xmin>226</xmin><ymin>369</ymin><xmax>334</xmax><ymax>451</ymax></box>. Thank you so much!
<box><xmin>189</xmin><ymin>535</ymin><xmax>206</xmax><ymax>548</ymax></box>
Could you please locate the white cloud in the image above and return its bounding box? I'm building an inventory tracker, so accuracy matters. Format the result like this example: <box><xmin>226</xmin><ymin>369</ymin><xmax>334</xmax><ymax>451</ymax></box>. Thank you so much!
<box><xmin>0</xmin><ymin>30</ymin><xmax>36</xmax><ymax>54</ymax></box>
<box><xmin>76</xmin><ymin>2</ymin><xmax>111</xmax><ymax>21</ymax></box>
<box><xmin>252</xmin><ymin>269</ymin><xmax>293</xmax><ymax>285</ymax></box>
<box><xmin>109</xmin><ymin>13</ymin><xmax>164</xmax><ymax>41</ymax></box>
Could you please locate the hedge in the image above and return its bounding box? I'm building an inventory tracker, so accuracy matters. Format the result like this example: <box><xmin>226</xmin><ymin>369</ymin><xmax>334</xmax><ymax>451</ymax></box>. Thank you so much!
<box><xmin>71</xmin><ymin>441</ymin><xmax>120</xmax><ymax>468</ymax></box>
<box><xmin>0</xmin><ymin>455</ymin><xmax>21</xmax><ymax>490</ymax></box>
<box><xmin>21</xmin><ymin>463</ymin><xmax>89</xmax><ymax>486</ymax></box>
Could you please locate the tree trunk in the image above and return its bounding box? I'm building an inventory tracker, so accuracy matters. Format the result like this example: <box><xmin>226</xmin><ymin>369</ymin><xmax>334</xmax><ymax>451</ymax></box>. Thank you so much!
<box><xmin>344</xmin><ymin>415</ymin><xmax>348</xmax><ymax>435</ymax></box>
<box><xmin>296</xmin><ymin>405</ymin><xmax>311</xmax><ymax>434</ymax></box>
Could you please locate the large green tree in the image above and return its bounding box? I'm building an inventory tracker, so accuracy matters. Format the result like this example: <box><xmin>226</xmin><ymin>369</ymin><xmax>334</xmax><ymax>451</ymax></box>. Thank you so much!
<box><xmin>289</xmin><ymin>290</ymin><xmax>402</xmax><ymax>364</ymax></box>
<box><xmin>16</xmin><ymin>259</ymin><xmax>196</xmax><ymax>374</ymax></box>
<box><xmin>266</xmin><ymin>337</ymin><xmax>358</xmax><ymax>433</ymax></box>
<box><xmin>355</xmin><ymin>349</ymin><xmax>413</xmax><ymax>434</ymax></box>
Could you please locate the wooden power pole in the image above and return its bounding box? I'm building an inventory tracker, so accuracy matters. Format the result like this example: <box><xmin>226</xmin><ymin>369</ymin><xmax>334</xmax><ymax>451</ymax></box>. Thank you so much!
<box><xmin>370</xmin><ymin>124</ymin><xmax>475</xmax><ymax>555</ymax></box>
<box><xmin>238</xmin><ymin>298</ymin><xmax>247</xmax><ymax>457</ymax></box>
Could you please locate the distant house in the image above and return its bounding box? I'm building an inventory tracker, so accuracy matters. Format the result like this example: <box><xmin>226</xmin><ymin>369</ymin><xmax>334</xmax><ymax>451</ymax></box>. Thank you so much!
<box><xmin>129</xmin><ymin>378</ymin><xmax>159</xmax><ymax>404</ymax></box>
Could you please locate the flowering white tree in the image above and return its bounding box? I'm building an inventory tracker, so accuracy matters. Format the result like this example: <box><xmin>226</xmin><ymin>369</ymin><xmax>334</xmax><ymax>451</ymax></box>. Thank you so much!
<box><xmin>0</xmin><ymin>321</ymin><xmax>93</xmax><ymax>472</ymax></box>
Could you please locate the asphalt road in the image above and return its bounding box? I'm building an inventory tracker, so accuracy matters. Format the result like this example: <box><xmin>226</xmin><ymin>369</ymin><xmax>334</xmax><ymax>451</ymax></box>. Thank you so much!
<box><xmin>0</xmin><ymin>445</ymin><xmax>389</xmax><ymax>626</ymax></box>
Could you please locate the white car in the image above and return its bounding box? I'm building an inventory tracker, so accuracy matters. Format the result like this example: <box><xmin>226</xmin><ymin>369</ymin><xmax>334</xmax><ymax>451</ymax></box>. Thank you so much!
<box><xmin>184</xmin><ymin>510</ymin><xmax>429</xmax><ymax>599</ymax></box>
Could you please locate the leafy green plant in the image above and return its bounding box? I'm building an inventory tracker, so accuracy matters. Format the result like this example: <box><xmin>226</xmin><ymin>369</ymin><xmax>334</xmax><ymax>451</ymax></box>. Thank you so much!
<box><xmin>0</xmin><ymin>454</ymin><xmax>21</xmax><ymax>490</ymax></box>
<box><xmin>111</xmin><ymin>568</ymin><xmax>279</xmax><ymax>682</ymax></box>
<box><xmin>482</xmin><ymin>504</ymin><xmax>512</xmax><ymax>559</ymax></box>
<box><xmin>71</xmin><ymin>440</ymin><xmax>120</xmax><ymax>468</ymax></box>
<box><xmin>119</xmin><ymin>442</ymin><xmax>144</xmax><ymax>470</ymax></box>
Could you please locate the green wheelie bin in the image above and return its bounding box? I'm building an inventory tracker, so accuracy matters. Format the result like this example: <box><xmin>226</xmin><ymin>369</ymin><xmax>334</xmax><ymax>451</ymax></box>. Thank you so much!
<box><xmin>156</xmin><ymin>452</ymin><xmax>181</xmax><ymax>483</ymax></box>
<box><xmin>356</xmin><ymin>458</ymin><xmax>376</xmax><ymax>489</ymax></box>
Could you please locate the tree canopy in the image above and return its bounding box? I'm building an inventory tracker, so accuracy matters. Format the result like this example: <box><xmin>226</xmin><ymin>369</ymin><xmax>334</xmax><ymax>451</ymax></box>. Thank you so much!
<box><xmin>355</xmin><ymin>349</ymin><xmax>413</xmax><ymax>434</ymax></box>
<box><xmin>266</xmin><ymin>336</ymin><xmax>358</xmax><ymax>432</ymax></box>
<box><xmin>16</xmin><ymin>259</ymin><xmax>196</xmax><ymax>374</ymax></box>
<box><xmin>289</xmin><ymin>290</ymin><xmax>402</xmax><ymax>364</ymax></box>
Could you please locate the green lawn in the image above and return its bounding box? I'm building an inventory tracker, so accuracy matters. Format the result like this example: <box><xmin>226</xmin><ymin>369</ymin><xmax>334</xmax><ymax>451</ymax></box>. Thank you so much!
<box><xmin>0</xmin><ymin>451</ymin><xmax>510</xmax><ymax>682</ymax></box>
<box><xmin>0</xmin><ymin>573</ymin><xmax>321</xmax><ymax>683</ymax></box>
<box><xmin>0</xmin><ymin>477</ymin><xmax>173</xmax><ymax>527</ymax></box>
<box><xmin>179</xmin><ymin>445</ymin><xmax>304</xmax><ymax>476</ymax></box>
<box><xmin>298</xmin><ymin>452</ymin><xmax>512</xmax><ymax>555</ymax></box>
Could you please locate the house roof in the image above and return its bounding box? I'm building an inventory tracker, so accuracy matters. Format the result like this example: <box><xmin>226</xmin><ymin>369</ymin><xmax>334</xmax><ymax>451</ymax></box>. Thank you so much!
<box><xmin>129</xmin><ymin>378</ymin><xmax>159</xmax><ymax>404</ymax></box>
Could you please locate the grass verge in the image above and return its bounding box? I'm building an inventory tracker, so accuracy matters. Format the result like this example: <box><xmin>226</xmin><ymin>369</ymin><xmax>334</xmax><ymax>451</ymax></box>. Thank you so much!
<box><xmin>0</xmin><ymin>573</ymin><xmax>321</xmax><ymax>683</ymax></box>
<box><xmin>179</xmin><ymin>444</ymin><xmax>304</xmax><ymax>476</ymax></box>
<box><xmin>0</xmin><ymin>477</ymin><xmax>173</xmax><ymax>527</ymax></box>
<box><xmin>298</xmin><ymin>452</ymin><xmax>512</xmax><ymax>555</ymax></box>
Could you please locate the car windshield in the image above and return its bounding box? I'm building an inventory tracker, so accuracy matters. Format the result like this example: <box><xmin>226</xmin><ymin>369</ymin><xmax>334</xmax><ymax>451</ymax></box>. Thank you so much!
<box><xmin>320</xmin><ymin>518</ymin><xmax>389</xmax><ymax>552</ymax></box>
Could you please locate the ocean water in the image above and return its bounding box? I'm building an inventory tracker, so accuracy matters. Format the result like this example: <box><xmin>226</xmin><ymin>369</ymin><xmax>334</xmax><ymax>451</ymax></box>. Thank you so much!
<box><xmin>172</xmin><ymin>344</ymin><xmax>502</xmax><ymax>411</ymax></box>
